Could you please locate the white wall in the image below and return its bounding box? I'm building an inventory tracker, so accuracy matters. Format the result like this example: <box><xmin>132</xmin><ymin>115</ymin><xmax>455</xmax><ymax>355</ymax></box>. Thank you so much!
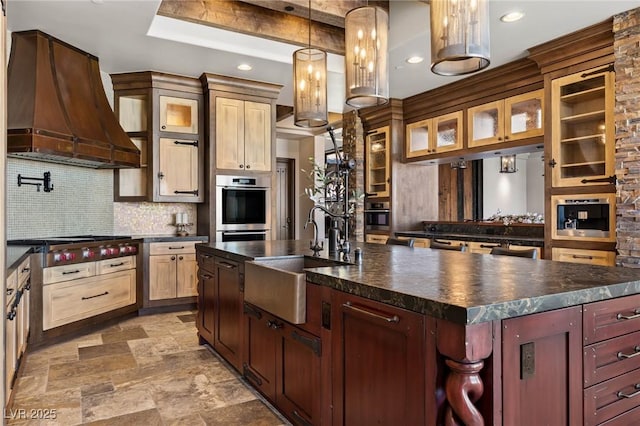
<box><xmin>482</xmin><ymin>153</ymin><xmax>544</xmax><ymax>218</ymax></box>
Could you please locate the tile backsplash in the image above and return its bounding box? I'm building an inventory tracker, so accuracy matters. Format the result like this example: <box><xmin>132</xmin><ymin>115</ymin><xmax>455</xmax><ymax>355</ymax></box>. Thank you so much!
<box><xmin>114</xmin><ymin>202</ymin><xmax>198</xmax><ymax>236</ymax></box>
<box><xmin>7</xmin><ymin>158</ymin><xmax>114</xmax><ymax>239</ymax></box>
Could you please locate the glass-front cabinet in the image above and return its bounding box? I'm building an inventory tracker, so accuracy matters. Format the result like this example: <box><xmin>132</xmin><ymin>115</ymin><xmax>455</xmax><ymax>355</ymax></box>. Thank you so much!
<box><xmin>405</xmin><ymin>111</ymin><xmax>463</xmax><ymax>158</ymax></box>
<box><xmin>468</xmin><ymin>90</ymin><xmax>543</xmax><ymax>147</ymax></box>
<box><xmin>366</xmin><ymin>126</ymin><xmax>390</xmax><ymax>198</ymax></box>
<box><xmin>551</xmin><ymin>66</ymin><xmax>614</xmax><ymax>187</ymax></box>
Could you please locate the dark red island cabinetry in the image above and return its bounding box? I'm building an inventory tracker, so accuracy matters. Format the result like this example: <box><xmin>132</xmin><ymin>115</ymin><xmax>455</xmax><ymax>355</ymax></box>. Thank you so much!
<box><xmin>331</xmin><ymin>290</ymin><xmax>426</xmax><ymax>426</ymax></box>
<box><xmin>212</xmin><ymin>257</ymin><xmax>244</xmax><ymax>372</ymax></box>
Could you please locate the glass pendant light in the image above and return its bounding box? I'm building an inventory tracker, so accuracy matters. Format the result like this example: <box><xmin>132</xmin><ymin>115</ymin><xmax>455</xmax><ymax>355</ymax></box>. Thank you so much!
<box><xmin>293</xmin><ymin>0</ymin><xmax>328</xmax><ymax>127</ymax></box>
<box><xmin>345</xmin><ymin>5</ymin><xmax>389</xmax><ymax>108</ymax></box>
<box><xmin>430</xmin><ymin>0</ymin><xmax>490</xmax><ymax>76</ymax></box>
<box><xmin>500</xmin><ymin>155</ymin><xmax>517</xmax><ymax>173</ymax></box>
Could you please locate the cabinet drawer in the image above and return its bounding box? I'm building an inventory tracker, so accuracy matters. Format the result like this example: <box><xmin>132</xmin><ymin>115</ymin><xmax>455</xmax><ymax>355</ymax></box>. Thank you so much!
<box><xmin>584</xmin><ymin>294</ymin><xmax>640</xmax><ymax>345</ymax></box>
<box><xmin>96</xmin><ymin>255</ymin><xmax>136</xmax><ymax>275</ymax></box>
<box><xmin>366</xmin><ymin>234</ymin><xmax>389</xmax><ymax>244</ymax></box>
<box><xmin>6</xmin><ymin>269</ymin><xmax>17</xmax><ymax>299</ymax></box>
<box><xmin>150</xmin><ymin>241</ymin><xmax>200</xmax><ymax>255</ymax></box>
<box><xmin>17</xmin><ymin>256</ymin><xmax>31</xmax><ymax>286</ymax></box>
<box><xmin>43</xmin><ymin>262</ymin><xmax>96</xmax><ymax>285</ymax></box>
<box><xmin>197</xmin><ymin>251</ymin><xmax>215</xmax><ymax>273</ymax></box>
<box><xmin>42</xmin><ymin>269</ymin><xmax>136</xmax><ymax>330</ymax></box>
<box><xmin>552</xmin><ymin>248</ymin><xmax>615</xmax><ymax>266</ymax></box>
<box><xmin>584</xmin><ymin>367</ymin><xmax>640</xmax><ymax>426</ymax></box>
<box><xmin>467</xmin><ymin>241</ymin><xmax>502</xmax><ymax>254</ymax></box>
<box><xmin>584</xmin><ymin>330</ymin><xmax>640</xmax><ymax>387</ymax></box>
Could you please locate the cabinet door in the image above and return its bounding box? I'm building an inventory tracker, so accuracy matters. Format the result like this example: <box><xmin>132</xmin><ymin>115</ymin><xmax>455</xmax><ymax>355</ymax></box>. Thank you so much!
<box><xmin>433</xmin><ymin>111</ymin><xmax>463</xmax><ymax>153</ymax></box>
<box><xmin>159</xmin><ymin>95</ymin><xmax>198</xmax><ymax>134</ymax></box>
<box><xmin>149</xmin><ymin>254</ymin><xmax>177</xmax><ymax>300</ymax></box>
<box><xmin>277</xmin><ymin>322</ymin><xmax>322</xmax><ymax>426</ymax></box>
<box><xmin>505</xmin><ymin>90</ymin><xmax>543</xmax><ymax>141</ymax></box>
<box><xmin>468</xmin><ymin>100</ymin><xmax>504</xmax><ymax>147</ymax></box>
<box><xmin>197</xmin><ymin>267</ymin><xmax>215</xmax><ymax>345</ymax></box>
<box><xmin>331</xmin><ymin>291</ymin><xmax>426</xmax><ymax>425</ymax></box>
<box><xmin>243</xmin><ymin>303</ymin><xmax>278</xmax><ymax>401</ymax></box>
<box><xmin>115</xmin><ymin>93</ymin><xmax>149</xmax><ymax>201</ymax></box>
<box><xmin>551</xmin><ymin>67</ymin><xmax>614</xmax><ymax>187</ymax></box>
<box><xmin>214</xmin><ymin>258</ymin><xmax>244</xmax><ymax>371</ymax></box>
<box><xmin>158</xmin><ymin>137</ymin><xmax>199</xmax><ymax>200</ymax></box>
<box><xmin>502</xmin><ymin>306</ymin><xmax>583</xmax><ymax>425</ymax></box>
<box><xmin>216</xmin><ymin>97</ymin><xmax>245</xmax><ymax>170</ymax></box>
<box><xmin>366</xmin><ymin>126</ymin><xmax>390</xmax><ymax>197</ymax></box>
<box><xmin>5</xmin><ymin>298</ymin><xmax>17</xmax><ymax>405</ymax></box>
<box><xmin>176</xmin><ymin>253</ymin><xmax>197</xmax><ymax>298</ymax></box>
<box><xmin>244</xmin><ymin>101</ymin><xmax>272</xmax><ymax>171</ymax></box>
<box><xmin>406</xmin><ymin>118</ymin><xmax>432</xmax><ymax>158</ymax></box>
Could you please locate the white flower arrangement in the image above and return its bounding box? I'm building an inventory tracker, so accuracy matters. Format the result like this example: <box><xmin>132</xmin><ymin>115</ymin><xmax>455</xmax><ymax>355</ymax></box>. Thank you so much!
<box><xmin>485</xmin><ymin>210</ymin><xmax>544</xmax><ymax>225</ymax></box>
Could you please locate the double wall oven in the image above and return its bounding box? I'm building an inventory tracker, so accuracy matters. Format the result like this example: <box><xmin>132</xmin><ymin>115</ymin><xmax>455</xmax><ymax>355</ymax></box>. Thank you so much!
<box><xmin>216</xmin><ymin>175</ymin><xmax>271</xmax><ymax>242</ymax></box>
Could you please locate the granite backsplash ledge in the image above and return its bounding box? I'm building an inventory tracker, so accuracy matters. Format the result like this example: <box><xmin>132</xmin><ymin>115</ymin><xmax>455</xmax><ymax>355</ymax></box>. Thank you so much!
<box><xmin>420</xmin><ymin>221</ymin><xmax>544</xmax><ymax>238</ymax></box>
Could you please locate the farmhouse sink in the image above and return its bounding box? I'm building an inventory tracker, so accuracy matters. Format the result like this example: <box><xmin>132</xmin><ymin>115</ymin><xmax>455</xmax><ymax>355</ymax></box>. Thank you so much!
<box><xmin>244</xmin><ymin>256</ymin><xmax>343</xmax><ymax>324</ymax></box>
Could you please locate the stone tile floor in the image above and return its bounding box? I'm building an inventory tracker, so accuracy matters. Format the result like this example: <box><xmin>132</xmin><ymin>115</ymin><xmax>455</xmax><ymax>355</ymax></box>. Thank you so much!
<box><xmin>7</xmin><ymin>311</ymin><xmax>290</xmax><ymax>425</ymax></box>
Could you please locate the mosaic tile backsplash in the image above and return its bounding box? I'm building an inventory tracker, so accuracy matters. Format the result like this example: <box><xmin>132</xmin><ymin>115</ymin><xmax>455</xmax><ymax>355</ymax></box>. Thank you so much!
<box><xmin>7</xmin><ymin>158</ymin><xmax>114</xmax><ymax>239</ymax></box>
<box><xmin>113</xmin><ymin>202</ymin><xmax>198</xmax><ymax>236</ymax></box>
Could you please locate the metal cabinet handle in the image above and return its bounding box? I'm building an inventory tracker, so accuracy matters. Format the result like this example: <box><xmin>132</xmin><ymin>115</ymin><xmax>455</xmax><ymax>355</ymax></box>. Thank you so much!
<box><xmin>480</xmin><ymin>244</ymin><xmax>500</xmax><ymax>249</ymax></box>
<box><xmin>171</xmin><ymin>256</ymin><xmax>176</xmax><ymax>261</ymax></box>
<box><xmin>617</xmin><ymin>346</ymin><xmax>640</xmax><ymax>360</ymax></box>
<box><xmin>7</xmin><ymin>308</ymin><xmax>16</xmax><ymax>320</ymax></box>
<box><xmin>618</xmin><ymin>384</ymin><xmax>640</xmax><ymax>399</ymax></box>
<box><xmin>109</xmin><ymin>262</ymin><xmax>125</xmax><ymax>267</ymax></box>
<box><xmin>174</xmin><ymin>190</ymin><xmax>199</xmax><ymax>196</ymax></box>
<box><xmin>267</xmin><ymin>320</ymin><xmax>283</xmax><ymax>330</ymax></box>
<box><xmin>21</xmin><ymin>267</ymin><xmax>30</xmax><ymax>273</ymax></box>
<box><xmin>168</xmin><ymin>246</ymin><xmax>185</xmax><ymax>250</ymax></box>
<box><xmin>343</xmin><ymin>301</ymin><xmax>399</xmax><ymax>323</ymax></box>
<box><xmin>617</xmin><ymin>309</ymin><xmax>640</xmax><ymax>320</ymax></box>
<box><xmin>62</xmin><ymin>270</ymin><xmax>81</xmax><ymax>275</ymax></box>
<box><xmin>218</xmin><ymin>261</ymin><xmax>237</xmax><ymax>269</ymax></box>
<box><xmin>239</xmin><ymin>164</ymin><xmax>244</xmax><ymax>169</ymax></box>
<box><xmin>179</xmin><ymin>256</ymin><xmax>184</xmax><ymax>260</ymax></box>
<box><xmin>6</xmin><ymin>288</ymin><xmax>14</xmax><ymax>295</ymax></box>
<box><xmin>433</xmin><ymin>240</ymin><xmax>452</xmax><ymax>245</ymax></box>
<box><xmin>201</xmin><ymin>274</ymin><xmax>213</xmax><ymax>279</ymax></box>
<box><xmin>572</xmin><ymin>255</ymin><xmax>594</xmax><ymax>260</ymax></box>
<box><xmin>82</xmin><ymin>291</ymin><xmax>109</xmax><ymax>301</ymax></box>
<box><xmin>246</xmin><ymin>164</ymin><xmax>251</xmax><ymax>169</ymax></box>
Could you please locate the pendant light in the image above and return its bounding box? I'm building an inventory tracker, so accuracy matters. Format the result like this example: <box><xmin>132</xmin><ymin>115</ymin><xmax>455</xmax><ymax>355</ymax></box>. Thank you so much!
<box><xmin>345</xmin><ymin>5</ymin><xmax>389</xmax><ymax>108</ymax></box>
<box><xmin>430</xmin><ymin>0</ymin><xmax>490</xmax><ymax>76</ymax></box>
<box><xmin>500</xmin><ymin>155</ymin><xmax>517</xmax><ymax>173</ymax></box>
<box><xmin>293</xmin><ymin>0</ymin><xmax>328</xmax><ymax>127</ymax></box>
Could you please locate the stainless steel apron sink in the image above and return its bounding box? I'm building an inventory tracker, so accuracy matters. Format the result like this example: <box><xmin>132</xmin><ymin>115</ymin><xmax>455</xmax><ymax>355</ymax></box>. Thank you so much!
<box><xmin>244</xmin><ymin>256</ymin><xmax>342</xmax><ymax>324</ymax></box>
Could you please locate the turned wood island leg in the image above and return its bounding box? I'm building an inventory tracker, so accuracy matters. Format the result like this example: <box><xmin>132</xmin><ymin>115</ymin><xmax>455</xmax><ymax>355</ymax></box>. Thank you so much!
<box><xmin>435</xmin><ymin>319</ymin><xmax>494</xmax><ymax>426</ymax></box>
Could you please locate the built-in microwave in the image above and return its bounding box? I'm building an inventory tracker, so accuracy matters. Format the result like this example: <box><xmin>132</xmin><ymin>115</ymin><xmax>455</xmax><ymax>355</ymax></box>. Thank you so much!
<box><xmin>551</xmin><ymin>193</ymin><xmax>615</xmax><ymax>241</ymax></box>
<box><xmin>216</xmin><ymin>175</ymin><xmax>271</xmax><ymax>235</ymax></box>
<box><xmin>365</xmin><ymin>201</ymin><xmax>390</xmax><ymax>232</ymax></box>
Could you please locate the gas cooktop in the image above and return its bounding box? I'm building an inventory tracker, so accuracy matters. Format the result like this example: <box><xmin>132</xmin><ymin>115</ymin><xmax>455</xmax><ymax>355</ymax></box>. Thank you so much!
<box><xmin>8</xmin><ymin>235</ymin><xmax>133</xmax><ymax>246</ymax></box>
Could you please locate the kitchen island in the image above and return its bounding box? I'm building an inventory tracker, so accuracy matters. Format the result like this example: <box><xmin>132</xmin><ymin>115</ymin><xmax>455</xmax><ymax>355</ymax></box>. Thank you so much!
<box><xmin>196</xmin><ymin>240</ymin><xmax>640</xmax><ymax>425</ymax></box>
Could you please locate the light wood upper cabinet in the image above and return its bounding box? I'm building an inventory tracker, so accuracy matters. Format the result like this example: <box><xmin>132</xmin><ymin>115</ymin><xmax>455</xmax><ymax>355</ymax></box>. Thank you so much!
<box><xmin>158</xmin><ymin>137</ymin><xmax>199</xmax><ymax>199</ymax></box>
<box><xmin>112</xmin><ymin>72</ymin><xmax>204</xmax><ymax>202</ymax></box>
<box><xmin>366</xmin><ymin>126</ymin><xmax>390</xmax><ymax>197</ymax></box>
<box><xmin>551</xmin><ymin>67</ymin><xmax>614</xmax><ymax>187</ymax></box>
<box><xmin>406</xmin><ymin>110</ymin><xmax>463</xmax><ymax>158</ymax></box>
<box><xmin>468</xmin><ymin>90</ymin><xmax>543</xmax><ymax>147</ymax></box>
<box><xmin>216</xmin><ymin>97</ymin><xmax>271</xmax><ymax>172</ymax></box>
<box><xmin>159</xmin><ymin>95</ymin><xmax>198</xmax><ymax>134</ymax></box>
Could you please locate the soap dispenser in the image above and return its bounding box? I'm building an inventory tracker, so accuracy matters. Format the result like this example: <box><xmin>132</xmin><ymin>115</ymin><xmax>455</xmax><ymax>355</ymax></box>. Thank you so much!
<box><xmin>328</xmin><ymin>218</ymin><xmax>341</xmax><ymax>255</ymax></box>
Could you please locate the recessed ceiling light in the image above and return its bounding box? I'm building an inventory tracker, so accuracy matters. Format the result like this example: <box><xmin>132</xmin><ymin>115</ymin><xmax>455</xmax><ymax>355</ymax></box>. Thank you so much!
<box><xmin>406</xmin><ymin>56</ymin><xmax>424</xmax><ymax>64</ymax></box>
<box><xmin>500</xmin><ymin>11</ymin><xmax>524</xmax><ymax>23</ymax></box>
<box><xmin>91</xmin><ymin>0</ymin><xmax>104</xmax><ymax>4</ymax></box>
<box><xmin>237</xmin><ymin>64</ymin><xmax>252</xmax><ymax>71</ymax></box>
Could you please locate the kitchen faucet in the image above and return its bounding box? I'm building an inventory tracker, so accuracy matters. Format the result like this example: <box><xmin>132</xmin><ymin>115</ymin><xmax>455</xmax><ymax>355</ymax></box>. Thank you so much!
<box><xmin>305</xmin><ymin>205</ymin><xmax>347</xmax><ymax>257</ymax></box>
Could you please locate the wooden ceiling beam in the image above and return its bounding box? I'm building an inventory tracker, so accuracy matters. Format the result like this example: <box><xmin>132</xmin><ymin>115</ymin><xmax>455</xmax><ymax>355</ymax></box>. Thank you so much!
<box><xmin>158</xmin><ymin>0</ymin><xmax>356</xmax><ymax>55</ymax></box>
<box><xmin>240</xmin><ymin>0</ymin><xmax>368</xmax><ymax>28</ymax></box>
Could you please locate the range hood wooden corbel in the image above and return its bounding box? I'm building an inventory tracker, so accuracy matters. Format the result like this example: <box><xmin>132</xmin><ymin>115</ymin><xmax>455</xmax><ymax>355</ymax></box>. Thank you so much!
<box><xmin>7</xmin><ymin>30</ymin><xmax>140</xmax><ymax>169</ymax></box>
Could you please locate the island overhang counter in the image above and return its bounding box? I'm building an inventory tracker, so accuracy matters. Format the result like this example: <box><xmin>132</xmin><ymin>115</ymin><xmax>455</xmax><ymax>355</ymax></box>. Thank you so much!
<box><xmin>196</xmin><ymin>240</ymin><xmax>640</xmax><ymax>425</ymax></box>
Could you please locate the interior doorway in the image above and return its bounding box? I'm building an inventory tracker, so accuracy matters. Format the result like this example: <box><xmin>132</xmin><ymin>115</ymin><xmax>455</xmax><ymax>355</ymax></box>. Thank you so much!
<box><xmin>276</xmin><ymin>158</ymin><xmax>295</xmax><ymax>240</ymax></box>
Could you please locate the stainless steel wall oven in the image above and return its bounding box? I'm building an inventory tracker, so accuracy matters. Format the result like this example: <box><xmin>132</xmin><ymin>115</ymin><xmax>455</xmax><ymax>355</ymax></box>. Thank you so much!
<box><xmin>216</xmin><ymin>175</ymin><xmax>271</xmax><ymax>241</ymax></box>
<box><xmin>365</xmin><ymin>201</ymin><xmax>390</xmax><ymax>232</ymax></box>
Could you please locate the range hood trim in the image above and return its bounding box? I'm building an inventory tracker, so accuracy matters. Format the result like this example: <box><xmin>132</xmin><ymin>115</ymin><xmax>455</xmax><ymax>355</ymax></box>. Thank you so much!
<box><xmin>7</xmin><ymin>30</ymin><xmax>140</xmax><ymax>169</ymax></box>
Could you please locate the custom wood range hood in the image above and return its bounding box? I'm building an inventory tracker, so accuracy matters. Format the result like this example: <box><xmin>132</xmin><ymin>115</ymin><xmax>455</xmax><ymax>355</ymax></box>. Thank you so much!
<box><xmin>6</xmin><ymin>30</ymin><xmax>140</xmax><ymax>168</ymax></box>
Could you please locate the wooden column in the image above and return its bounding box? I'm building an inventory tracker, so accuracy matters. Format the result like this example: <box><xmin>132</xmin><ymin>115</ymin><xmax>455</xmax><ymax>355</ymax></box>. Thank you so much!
<box><xmin>436</xmin><ymin>319</ymin><xmax>493</xmax><ymax>425</ymax></box>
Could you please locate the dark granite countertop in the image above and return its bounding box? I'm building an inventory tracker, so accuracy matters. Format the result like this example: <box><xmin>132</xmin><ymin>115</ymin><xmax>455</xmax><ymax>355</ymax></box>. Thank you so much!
<box><xmin>196</xmin><ymin>240</ymin><xmax>640</xmax><ymax>325</ymax></box>
<box><xmin>133</xmin><ymin>235</ymin><xmax>209</xmax><ymax>243</ymax></box>
<box><xmin>6</xmin><ymin>245</ymin><xmax>38</xmax><ymax>274</ymax></box>
<box><xmin>395</xmin><ymin>231</ymin><xmax>544</xmax><ymax>247</ymax></box>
